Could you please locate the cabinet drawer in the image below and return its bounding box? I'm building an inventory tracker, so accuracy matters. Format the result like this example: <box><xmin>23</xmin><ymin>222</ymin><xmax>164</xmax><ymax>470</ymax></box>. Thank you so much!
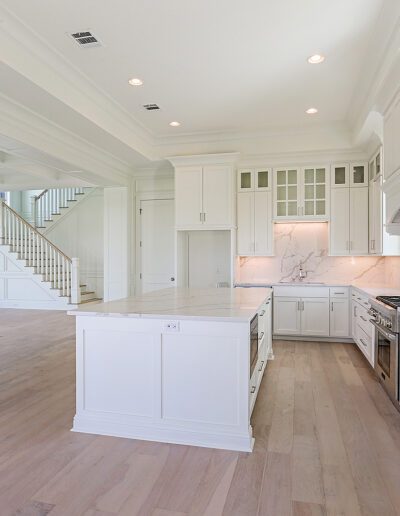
<box><xmin>357</xmin><ymin>305</ymin><xmax>373</xmax><ymax>337</ymax></box>
<box><xmin>351</xmin><ymin>289</ymin><xmax>370</xmax><ymax>308</ymax></box>
<box><xmin>330</xmin><ymin>287</ymin><xmax>349</xmax><ymax>298</ymax></box>
<box><xmin>356</xmin><ymin>324</ymin><xmax>374</xmax><ymax>366</ymax></box>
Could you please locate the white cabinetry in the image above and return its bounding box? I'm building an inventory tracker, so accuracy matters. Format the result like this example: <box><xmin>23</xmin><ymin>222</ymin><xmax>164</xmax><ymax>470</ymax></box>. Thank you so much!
<box><xmin>329</xmin><ymin>287</ymin><xmax>349</xmax><ymax>338</ymax></box>
<box><xmin>238</xmin><ymin>168</ymin><xmax>271</xmax><ymax>192</ymax></box>
<box><xmin>273</xmin><ymin>166</ymin><xmax>329</xmax><ymax>221</ymax></box>
<box><xmin>369</xmin><ymin>148</ymin><xmax>400</xmax><ymax>255</ymax></box>
<box><xmin>273</xmin><ymin>286</ymin><xmax>350</xmax><ymax>338</ymax></box>
<box><xmin>330</xmin><ymin>164</ymin><xmax>369</xmax><ymax>256</ymax></box>
<box><xmin>351</xmin><ymin>289</ymin><xmax>374</xmax><ymax>366</ymax></box>
<box><xmin>383</xmin><ymin>96</ymin><xmax>400</xmax><ymax>180</ymax></box>
<box><xmin>273</xmin><ymin>286</ymin><xmax>330</xmax><ymax>337</ymax></box>
<box><xmin>172</xmin><ymin>154</ymin><xmax>237</xmax><ymax>230</ymax></box>
<box><xmin>237</xmin><ymin>169</ymin><xmax>273</xmax><ymax>256</ymax></box>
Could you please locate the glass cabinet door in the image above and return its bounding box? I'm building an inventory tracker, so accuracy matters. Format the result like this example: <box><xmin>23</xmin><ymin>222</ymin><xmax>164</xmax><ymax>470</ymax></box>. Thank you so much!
<box><xmin>350</xmin><ymin>163</ymin><xmax>368</xmax><ymax>187</ymax></box>
<box><xmin>238</xmin><ymin>169</ymin><xmax>254</xmax><ymax>192</ymax></box>
<box><xmin>303</xmin><ymin>167</ymin><xmax>328</xmax><ymax>217</ymax></box>
<box><xmin>331</xmin><ymin>164</ymin><xmax>349</xmax><ymax>188</ymax></box>
<box><xmin>275</xmin><ymin>168</ymin><xmax>299</xmax><ymax>218</ymax></box>
<box><xmin>255</xmin><ymin>168</ymin><xmax>271</xmax><ymax>191</ymax></box>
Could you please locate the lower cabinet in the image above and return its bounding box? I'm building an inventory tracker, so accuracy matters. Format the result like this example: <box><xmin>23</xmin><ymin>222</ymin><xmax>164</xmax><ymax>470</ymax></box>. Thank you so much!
<box><xmin>273</xmin><ymin>286</ymin><xmax>349</xmax><ymax>338</ymax></box>
<box><xmin>351</xmin><ymin>289</ymin><xmax>374</xmax><ymax>366</ymax></box>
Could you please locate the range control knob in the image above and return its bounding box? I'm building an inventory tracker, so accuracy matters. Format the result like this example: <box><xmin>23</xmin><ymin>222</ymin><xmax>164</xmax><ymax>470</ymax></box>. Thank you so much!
<box><xmin>387</xmin><ymin>320</ymin><xmax>393</xmax><ymax>329</ymax></box>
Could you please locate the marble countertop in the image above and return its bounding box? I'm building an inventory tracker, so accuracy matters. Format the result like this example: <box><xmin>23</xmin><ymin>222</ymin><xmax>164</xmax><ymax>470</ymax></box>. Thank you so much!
<box><xmin>69</xmin><ymin>287</ymin><xmax>273</xmax><ymax>322</ymax></box>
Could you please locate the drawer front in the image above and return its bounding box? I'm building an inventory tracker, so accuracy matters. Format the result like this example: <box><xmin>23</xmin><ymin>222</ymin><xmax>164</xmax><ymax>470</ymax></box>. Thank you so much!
<box><xmin>330</xmin><ymin>287</ymin><xmax>349</xmax><ymax>298</ymax></box>
<box><xmin>356</xmin><ymin>324</ymin><xmax>374</xmax><ymax>366</ymax></box>
<box><xmin>351</xmin><ymin>289</ymin><xmax>370</xmax><ymax>309</ymax></box>
<box><xmin>357</xmin><ymin>305</ymin><xmax>373</xmax><ymax>337</ymax></box>
<box><xmin>273</xmin><ymin>286</ymin><xmax>329</xmax><ymax>298</ymax></box>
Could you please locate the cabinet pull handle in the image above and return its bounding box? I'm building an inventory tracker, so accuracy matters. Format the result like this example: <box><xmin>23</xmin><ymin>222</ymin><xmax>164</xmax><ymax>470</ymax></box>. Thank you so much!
<box><xmin>360</xmin><ymin>316</ymin><xmax>367</xmax><ymax>322</ymax></box>
<box><xmin>200</xmin><ymin>212</ymin><xmax>202</xmax><ymax>222</ymax></box>
<box><xmin>258</xmin><ymin>331</ymin><xmax>265</xmax><ymax>340</ymax></box>
<box><xmin>360</xmin><ymin>338</ymin><xmax>367</xmax><ymax>348</ymax></box>
<box><xmin>259</xmin><ymin>310</ymin><xmax>266</xmax><ymax>316</ymax></box>
<box><xmin>354</xmin><ymin>306</ymin><xmax>357</xmax><ymax>317</ymax></box>
<box><xmin>331</xmin><ymin>302</ymin><xmax>334</xmax><ymax>311</ymax></box>
<box><xmin>250</xmin><ymin>386</ymin><xmax>256</xmax><ymax>394</ymax></box>
<box><xmin>302</xmin><ymin>301</ymin><xmax>305</xmax><ymax>311</ymax></box>
<box><xmin>258</xmin><ymin>361</ymin><xmax>265</xmax><ymax>372</ymax></box>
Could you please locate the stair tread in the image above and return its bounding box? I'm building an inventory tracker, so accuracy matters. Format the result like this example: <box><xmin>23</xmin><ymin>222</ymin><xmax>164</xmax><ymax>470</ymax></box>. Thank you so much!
<box><xmin>79</xmin><ymin>298</ymin><xmax>102</xmax><ymax>304</ymax></box>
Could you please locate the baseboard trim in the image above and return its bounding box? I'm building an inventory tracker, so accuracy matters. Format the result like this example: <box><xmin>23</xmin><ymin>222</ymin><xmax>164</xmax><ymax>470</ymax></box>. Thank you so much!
<box><xmin>72</xmin><ymin>415</ymin><xmax>254</xmax><ymax>452</ymax></box>
<box><xmin>273</xmin><ymin>335</ymin><xmax>354</xmax><ymax>343</ymax></box>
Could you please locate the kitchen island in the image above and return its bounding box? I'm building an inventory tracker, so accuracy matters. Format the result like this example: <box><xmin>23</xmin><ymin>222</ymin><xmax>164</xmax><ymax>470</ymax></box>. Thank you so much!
<box><xmin>69</xmin><ymin>287</ymin><xmax>272</xmax><ymax>452</ymax></box>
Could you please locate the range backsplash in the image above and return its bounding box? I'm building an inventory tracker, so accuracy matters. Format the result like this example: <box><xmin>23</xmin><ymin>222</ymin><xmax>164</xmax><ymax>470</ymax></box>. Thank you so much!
<box><xmin>236</xmin><ymin>222</ymin><xmax>400</xmax><ymax>286</ymax></box>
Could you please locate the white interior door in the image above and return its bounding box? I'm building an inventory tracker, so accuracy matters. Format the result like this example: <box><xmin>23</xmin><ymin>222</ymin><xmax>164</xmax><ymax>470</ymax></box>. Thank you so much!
<box><xmin>140</xmin><ymin>198</ymin><xmax>175</xmax><ymax>293</ymax></box>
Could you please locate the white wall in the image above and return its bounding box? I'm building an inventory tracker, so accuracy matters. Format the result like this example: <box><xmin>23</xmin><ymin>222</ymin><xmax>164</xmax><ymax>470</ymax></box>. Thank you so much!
<box><xmin>45</xmin><ymin>189</ymin><xmax>104</xmax><ymax>297</ymax></box>
<box><xmin>104</xmin><ymin>186</ymin><xmax>129</xmax><ymax>301</ymax></box>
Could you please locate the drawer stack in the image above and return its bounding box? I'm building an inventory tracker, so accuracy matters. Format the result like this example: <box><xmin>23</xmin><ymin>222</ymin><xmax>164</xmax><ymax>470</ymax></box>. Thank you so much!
<box><xmin>351</xmin><ymin>288</ymin><xmax>374</xmax><ymax>365</ymax></box>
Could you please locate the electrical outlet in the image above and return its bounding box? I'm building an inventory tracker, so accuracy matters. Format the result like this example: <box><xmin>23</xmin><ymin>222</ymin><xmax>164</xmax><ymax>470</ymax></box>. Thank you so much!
<box><xmin>164</xmin><ymin>321</ymin><xmax>180</xmax><ymax>332</ymax></box>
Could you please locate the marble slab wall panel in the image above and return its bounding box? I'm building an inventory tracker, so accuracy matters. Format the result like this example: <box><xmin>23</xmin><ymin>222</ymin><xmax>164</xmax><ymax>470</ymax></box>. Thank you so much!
<box><xmin>384</xmin><ymin>256</ymin><xmax>400</xmax><ymax>287</ymax></box>
<box><xmin>236</xmin><ymin>222</ymin><xmax>390</xmax><ymax>286</ymax></box>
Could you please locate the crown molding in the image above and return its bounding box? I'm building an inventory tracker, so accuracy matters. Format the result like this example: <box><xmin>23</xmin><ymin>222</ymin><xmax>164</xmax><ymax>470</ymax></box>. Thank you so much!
<box><xmin>0</xmin><ymin>92</ymin><xmax>131</xmax><ymax>186</ymax></box>
<box><xmin>0</xmin><ymin>4</ymin><xmax>157</xmax><ymax>161</ymax></box>
<box><xmin>167</xmin><ymin>152</ymin><xmax>240</xmax><ymax>167</ymax></box>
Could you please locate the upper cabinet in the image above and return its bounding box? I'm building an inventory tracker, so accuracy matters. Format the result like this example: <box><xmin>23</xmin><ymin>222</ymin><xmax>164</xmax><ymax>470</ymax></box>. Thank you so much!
<box><xmin>238</xmin><ymin>168</ymin><xmax>271</xmax><ymax>192</ymax></box>
<box><xmin>330</xmin><ymin>162</ymin><xmax>369</xmax><ymax>256</ymax></box>
<box><xmin>273</xmin><ymin>166</ymin><xmax>329</xmax><ymax>221</ymax></box>
<box><xmin>331</xmin><ymin>162</ymin><xmax>368</xmax><ymax>188</ymax></box>
<box><xmin>237</xmin><ymin>169</ymin><xmax>273</xmax><ymax>256</ymax></box>
<box><xmin>383</xmin><ymin>97</ymin><xmax>400</xmax><ymax>180</ymax></box>
<box><xmin>172</xmin><ymin>153</ymin><xmax>238</xmax><ymax>230</ymax></box>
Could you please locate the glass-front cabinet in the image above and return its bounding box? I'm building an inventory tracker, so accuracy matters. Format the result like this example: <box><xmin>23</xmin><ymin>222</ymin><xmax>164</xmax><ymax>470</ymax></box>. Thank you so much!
<box><xmin>331</xmin><ymin>163</ymin><xmax>368</xmax><ymax>188</ymax></box>
<box><xmin>238</xmin><ymin>168</ymin><xmax>271</xmax><ymax>192</ymax></box>
<box><xmin>273</xmin><ymin>166</ymin><xmax>329</xmax><ymax>220</ymax></box>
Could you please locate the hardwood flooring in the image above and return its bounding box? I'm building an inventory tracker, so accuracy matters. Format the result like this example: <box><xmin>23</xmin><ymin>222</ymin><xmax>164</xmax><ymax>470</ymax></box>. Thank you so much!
<box><xmin>1</xmin><ymin>310</ymin><xmax>400</xmax><ymax>515</ymax></box>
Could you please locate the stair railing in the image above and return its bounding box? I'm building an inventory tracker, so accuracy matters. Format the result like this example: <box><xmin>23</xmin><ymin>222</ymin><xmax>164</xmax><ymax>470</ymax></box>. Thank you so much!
<box><xmin>0</xmin><ymin>201</ymin><xmax>81</xmax><ymax>304</ymax></box>
<box><xmin>33</xmin><ymin>187</ymin><xmax>86</xmax><ymax>228</ymax></box>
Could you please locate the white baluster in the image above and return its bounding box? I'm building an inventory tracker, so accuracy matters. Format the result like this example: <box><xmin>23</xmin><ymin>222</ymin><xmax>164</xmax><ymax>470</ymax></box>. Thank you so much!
<box><xmin>0</xmin><ymin>201</ymin><xmax>3</xmax><ymax>245</ymax></box>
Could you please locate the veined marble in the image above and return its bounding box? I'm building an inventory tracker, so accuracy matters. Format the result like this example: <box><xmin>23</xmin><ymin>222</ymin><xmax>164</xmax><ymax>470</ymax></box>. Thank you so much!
<box><xmin>69</xmin><ymin>287</ymin><xmax>272</xmax><ymax>322</ymax></box>
<box><xmin>236</xmin><ymin>223</ymin><xmax>400</xmax><ymax>287</ymax></box>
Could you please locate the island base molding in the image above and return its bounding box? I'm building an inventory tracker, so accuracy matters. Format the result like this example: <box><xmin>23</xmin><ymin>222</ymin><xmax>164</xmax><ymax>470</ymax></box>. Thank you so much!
<box><xmin>72</xmin><ymin>416</ymin><xmax>254</xmax><ymax>452</ymax></box>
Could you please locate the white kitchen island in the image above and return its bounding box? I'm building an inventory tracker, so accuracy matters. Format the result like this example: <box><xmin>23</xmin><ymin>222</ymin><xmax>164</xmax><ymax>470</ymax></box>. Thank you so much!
<box><xmin>69</xmin><ymin>287</ymin><xmax>272</xmax><ymax>452</ymax></box>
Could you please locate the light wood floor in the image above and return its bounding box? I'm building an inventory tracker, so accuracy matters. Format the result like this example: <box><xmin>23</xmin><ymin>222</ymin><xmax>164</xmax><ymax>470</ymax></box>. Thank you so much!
<box><xmin>1</xmin><ymin>311</ymin><xmax>400</xmax><ymax>516</ymax></box>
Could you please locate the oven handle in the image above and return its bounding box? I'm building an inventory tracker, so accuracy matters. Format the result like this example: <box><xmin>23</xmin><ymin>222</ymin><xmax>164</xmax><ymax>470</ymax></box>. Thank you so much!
<box><xmin>370</xmin><ymin>320</ymin><xmax>398</xmax><ymax>341</ymax></box>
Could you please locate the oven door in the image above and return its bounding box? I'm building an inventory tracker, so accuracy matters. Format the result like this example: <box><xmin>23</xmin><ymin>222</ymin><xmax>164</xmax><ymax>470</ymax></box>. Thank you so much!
<box><xmin>372</xmin><ymin>320</ymin><xmax>399</xmax><ymax>404</ymax></box>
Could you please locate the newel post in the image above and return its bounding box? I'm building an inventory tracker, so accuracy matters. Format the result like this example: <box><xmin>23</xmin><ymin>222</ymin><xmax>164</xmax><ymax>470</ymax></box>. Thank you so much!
<box><xmin>71</xmin><ymin>257</ymin><xmax>81</xmax><ymax>304</ymax></box>
<box><xmin>0</xmin><ymin>200</ymin><xmax>3</xmax><ymax>243</ymax></box>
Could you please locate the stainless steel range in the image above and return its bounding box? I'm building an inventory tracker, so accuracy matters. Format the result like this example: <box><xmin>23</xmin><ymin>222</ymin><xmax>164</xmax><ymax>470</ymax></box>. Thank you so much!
<box><xmin>369</xmin><ymin>296</ymin><xmax>400</xmax><ymax>409</ymax></box>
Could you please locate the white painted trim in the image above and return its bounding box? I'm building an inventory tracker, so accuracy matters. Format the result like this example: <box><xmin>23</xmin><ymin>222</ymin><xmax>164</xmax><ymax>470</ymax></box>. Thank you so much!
<box><xmin>167</xmin><ymin>152</ymin><xmax>240</xmax><ymax>167</ymax></box>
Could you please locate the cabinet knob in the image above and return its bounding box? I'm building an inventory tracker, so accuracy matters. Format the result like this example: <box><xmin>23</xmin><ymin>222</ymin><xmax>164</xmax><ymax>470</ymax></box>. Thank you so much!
<box><xmin>170</xmin><ymin>277</ymin><xmax>175</xmax><ymax>282</ymax></box>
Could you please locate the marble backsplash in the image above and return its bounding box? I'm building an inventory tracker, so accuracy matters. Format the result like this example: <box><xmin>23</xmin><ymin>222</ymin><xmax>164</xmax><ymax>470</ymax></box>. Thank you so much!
<box><xmin>236</xmin><ymin>222</ymin><xmax>400</xmax><ymax>287</ymax></box>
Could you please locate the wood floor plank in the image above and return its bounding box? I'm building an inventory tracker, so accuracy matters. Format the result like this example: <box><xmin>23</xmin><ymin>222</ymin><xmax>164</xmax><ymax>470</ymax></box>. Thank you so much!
<box><xmin>2</xmin><ymin>312</ymin><xmax>400</xmax><ymax>516</ymax></box>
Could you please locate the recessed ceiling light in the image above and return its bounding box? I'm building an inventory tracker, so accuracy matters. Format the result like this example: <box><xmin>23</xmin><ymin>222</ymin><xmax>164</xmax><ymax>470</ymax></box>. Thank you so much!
<box><xmin>306</xmin><ymin>108</ymin><xmax>318</xmax><ymax>114</ymax></box>
<box><xmin>308</xmin><ymin>54</ymin><xmax>325</xmax><ymax>64</ymax></box>
<box><xmin>169</xmin><ymin>121</ymin><xmax>181</xmax><ymax>127</ymax></box>
<box><xmin>128</xmin><ymin>78</ymin><xmax>143</xmax><ymax>86</ymax></box>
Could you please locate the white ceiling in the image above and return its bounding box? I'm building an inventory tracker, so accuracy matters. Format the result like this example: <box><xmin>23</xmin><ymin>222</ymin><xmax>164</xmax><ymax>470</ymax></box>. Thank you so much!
<box><xmin>0</xmin><ymin>0</ymin><xmax>386</xmax><ymax>137</ymax></box>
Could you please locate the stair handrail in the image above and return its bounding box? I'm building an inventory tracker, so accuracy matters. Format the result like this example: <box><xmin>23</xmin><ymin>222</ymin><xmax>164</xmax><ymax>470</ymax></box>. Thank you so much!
<box><xmin>34</xmin><ymin>189</ymin><xmax>49</xmax><ymax>202</ymax></box>
<box><xmin>0</xmin><ymin>200</ymin><xmax>81</xmax><ymax>304</ymax></box>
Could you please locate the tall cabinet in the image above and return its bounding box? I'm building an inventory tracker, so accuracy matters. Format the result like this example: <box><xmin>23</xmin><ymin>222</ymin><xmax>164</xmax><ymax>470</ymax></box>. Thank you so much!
<box><xmin>237</xmin><ymin>169</ymin><xmax>273</xmax><ymax>256</ymax></box>
<box><xmin>330</xmin><ymin>163</ymin><xmax>369</xmax><ymax>255</ymax></box>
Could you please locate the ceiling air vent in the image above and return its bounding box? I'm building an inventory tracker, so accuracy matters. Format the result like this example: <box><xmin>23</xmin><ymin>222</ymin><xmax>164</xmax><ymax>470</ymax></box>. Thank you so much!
<box><xmin>143</xmin><ymin>104</ymin><xmax>160</xmax><ymax>111</ymax></box>
<box><xmin>69</xmin><ymin>31</ymin><xmax>102</xmax><ymax>48</ymax></box>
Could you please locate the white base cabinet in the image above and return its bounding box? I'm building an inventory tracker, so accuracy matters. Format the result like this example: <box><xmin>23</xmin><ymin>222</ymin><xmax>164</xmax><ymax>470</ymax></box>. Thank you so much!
<box><xmin>351</xmin><ymin>289</ymin><xmax>374</xmax><ymax>366</ymax></box>
<box><xmin>273</xmin><ymin>286</ymin><xmax>350</xmax><ymax>338</ymax></box>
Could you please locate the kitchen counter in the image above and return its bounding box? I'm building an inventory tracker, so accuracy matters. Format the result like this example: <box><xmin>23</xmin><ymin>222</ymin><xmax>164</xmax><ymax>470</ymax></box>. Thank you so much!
<box><xmin>70</xmin><ymin>287</ymin><xmax>272</xmax><ymax>452</ymax></box>
<box><xmin>69</xmin><ymin>287</ymin><xmax>272</xmax><ymax>322</ymax></box>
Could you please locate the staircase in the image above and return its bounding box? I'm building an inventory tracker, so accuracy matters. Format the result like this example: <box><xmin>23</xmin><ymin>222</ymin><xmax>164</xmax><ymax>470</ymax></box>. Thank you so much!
<box><xmin>0</xmin><ymin>200</ymin><xmax>100</xmax><ymax>308</ymax></box>
<box><xmin>33</xmin><ymin>187</ymin><xmax>92</xmax><ymax>232</ymax></box>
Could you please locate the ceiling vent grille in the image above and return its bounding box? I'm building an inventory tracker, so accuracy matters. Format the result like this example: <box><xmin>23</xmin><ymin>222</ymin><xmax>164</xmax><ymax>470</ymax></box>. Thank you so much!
<box><xmin>69</xmin><ymin>31</ymin><xmax>102</xmax><ymax>48</ymax></box>
<box><xmin>143</xmin><ymin>104</ymin><xmax>160</xmax><ymax>111</ymax></box>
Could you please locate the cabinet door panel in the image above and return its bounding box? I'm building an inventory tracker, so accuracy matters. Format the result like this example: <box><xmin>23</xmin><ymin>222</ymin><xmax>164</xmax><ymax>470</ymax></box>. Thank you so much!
<box><xmin>175</xmin><ymin>167</ymin><xmax>203</xmax><ymax>227</ymax></box>
<box><xmin>331</xmin><ymin>164</ymin><xmax>349</xmax><ymax>188</ymax></box>
<box><xmin>254</xmin><ymin>191</ymin><xmax>273</xmax><ymax>255</ymax></box>
<box><xmin>330</xmin><ymin>188</ymin><xmax>350</xmax><ymax>255</ymax></box>
<box><xmin>301</xmin><ymin>298</ymin><xmax>330</xmax><ymax>337</ymax></box>
<box><xmin>330</xmin><ymin>298</ymin><xmax>349</xmax><ymax>338</ymax></box>
<box><xmin>203</xmin><ymin>165</ymin><xmax>233</xmax><ymax>226</ymax></box>
<box><xmin>237</xmin><ymin>193</ymin><xmax>254</xmax><ymax>256</ymax></box>
<box><xmin>273</xmin><ymin>297</ymin><xmax>301</xmax><ymax>335</ymax></box>
<box><xmin>238</xmin><ymin>169</ymin><xmax>254</xmax><ymax>192</ymax></box>
<box><xmin>350</xmin><ymin>163</ymin><xmax>368</xmax><ymax>187</ymax></box>
<box><xmin>350</xmin><ymin>187</ymin><xmax>369</xmax><ymax>255</ymax></box>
